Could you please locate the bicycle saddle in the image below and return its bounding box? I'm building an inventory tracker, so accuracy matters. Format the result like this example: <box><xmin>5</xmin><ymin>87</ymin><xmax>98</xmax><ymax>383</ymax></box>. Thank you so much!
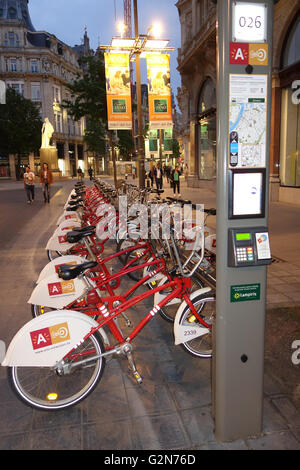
<box><xmin>66</xmin><ymin>227</ymin><xmax>95</xmax><ymax>243</ymax></box>
<box><xmin>151</xmin><ymin>189</ymin><xmax>164</xmax><ymax>194</ymax></box>
<box><xmin>72</xmin><ymin>225</ymin><xmax>96</xmax><ymax>233</ymax></box>
<box><xmin>57</xmin><ymin>261</ymin><xmax>98</xmax><ymax>281</ymax></box>
<box><xmin>68</xmin><ymin>198</ymin><xmax>83</xmax><ymax>205</ymax></box>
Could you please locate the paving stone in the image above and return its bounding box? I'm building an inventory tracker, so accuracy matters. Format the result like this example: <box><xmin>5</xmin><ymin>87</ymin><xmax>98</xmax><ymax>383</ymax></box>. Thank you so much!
<box><xmin>83</xmin><ymin>419</ymin><xmax>134</xmax><ymax>450</ymax></box>
<box><xmin>262</xmin><ymin>399</ymin><xmax>290</xmax><ymax>433</ymax></box>
<box><xmin>271</xmin><ymin>397</ymin><xmax>300</xmax><ymax>427</ymax></box>
<box><xmin>247</xmin><ymin>431</ymin><xmax>300</xmax><ymax>450</ymax></box>
<box><xmin>180</xmin><ymin>406</ymin><xmax>215</xmax><ymax>446</ymax></box>
<box><xmin>28</xmin><ymin>425</ymin><xmax>82</xmax><ymax>450</ymax></box>
<box><xmin>131</xmin><ymin>413</ymin><xmax>190</xmax><ymax>450</ymax></box>
<box><xmin>126</xmin><ymin>383</ymin><xmax>176</xmax><ymax>418</ymax></box>
<box><xmin>197</xmin><ymin>439</ymin><xmax>249</xmax><ymax>450</ymax></box>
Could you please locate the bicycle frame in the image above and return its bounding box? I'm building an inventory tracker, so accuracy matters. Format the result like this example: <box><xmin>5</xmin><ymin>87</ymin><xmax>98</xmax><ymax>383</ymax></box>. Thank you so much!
<box><xmin>61</xmin><ymin>273</ymin><xmax>210</xmax><ymax>368</ymax></box>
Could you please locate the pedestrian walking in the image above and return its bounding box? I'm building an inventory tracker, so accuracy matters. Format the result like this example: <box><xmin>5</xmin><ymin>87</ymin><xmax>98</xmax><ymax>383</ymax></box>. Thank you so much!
<box><xmin>165</xmin><ymin>165</ymin><xmax>171</xmax><ymax>183</ymax></box>
<box><xmin>154</xmin><ymin>163</ymin><xmax>163</xmax><ymax>190</ymax></box>
<box><xmin>40</xmin><ymin>162</ymin><xmax>53</xmax><ymax>203</ymax></box>
<box><xmin>88</xmin><ymin>166</ymin><xmax>93</xmax><ymax>180</ymax></box>
<box><xmin>148</xmin><ymin>166</ymin><xmax>155</xmax><ymax>187</ymax></box>
<box><xmin>77</xmin><ymin>167</ymin><xmax>83</xmax><ymax>181</ymax></box>
<box><xmin>171</xmin><ymin>165</ymin><xmax>182</xmax><ymax>197</ymax></box>
<box><xmin>24</xmin><ymin>165</ymin><xmax>35</xmax><ymax>204</ymax></box>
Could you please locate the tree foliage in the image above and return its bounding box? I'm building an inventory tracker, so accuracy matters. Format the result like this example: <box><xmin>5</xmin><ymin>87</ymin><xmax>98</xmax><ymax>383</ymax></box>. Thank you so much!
<box><xmin>0</xmin><ymin>87</ymin><xmax>42</xmax><ymax>158</ymax></box>
<box><xmin>116</xmin><ymin>130</ymin><xmax>134</xmax><ymax>160</ymax></box>
<box><xmin>62</xmin><ymin>52</ymin><xmax>108</xmax><ymax>154</ymax></box>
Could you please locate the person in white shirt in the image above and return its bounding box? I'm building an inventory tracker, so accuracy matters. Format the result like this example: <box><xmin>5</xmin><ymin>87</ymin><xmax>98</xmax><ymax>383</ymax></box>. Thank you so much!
<box><xmin>23</xmin><ymin>165</ymin><xmax>35</xmax><ymax>204</ymax></box>
<box><xmin>154</xmin><ymin>163</ymin><xmax>163</xmax><ymax>190</ymax></box>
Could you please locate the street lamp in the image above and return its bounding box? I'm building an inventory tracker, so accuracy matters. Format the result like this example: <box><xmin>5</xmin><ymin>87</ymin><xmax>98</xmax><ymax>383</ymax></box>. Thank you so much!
<box><xmin>99</xmin><ymin>2</ymin><xmax>174</xmax><ymax>189</ymax></box>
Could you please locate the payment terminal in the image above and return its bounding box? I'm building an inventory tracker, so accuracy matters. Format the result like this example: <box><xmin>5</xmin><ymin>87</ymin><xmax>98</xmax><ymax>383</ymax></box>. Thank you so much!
<box><xmin>228</xmin><ymin>227</ymin><xmax>272</xmax><ymax>267</ymax></box>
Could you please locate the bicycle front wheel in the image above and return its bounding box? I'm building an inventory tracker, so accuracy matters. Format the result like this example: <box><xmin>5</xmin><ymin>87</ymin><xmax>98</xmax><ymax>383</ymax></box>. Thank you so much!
<box><xmin>8</xmin><ymin>331</ymin><xmax>106</xmax><ymax>411</ymax></box>
<box><xmin>179</xmin><ymin>292</ymin><xmax>214</xmax><ymax>358</ymax></box>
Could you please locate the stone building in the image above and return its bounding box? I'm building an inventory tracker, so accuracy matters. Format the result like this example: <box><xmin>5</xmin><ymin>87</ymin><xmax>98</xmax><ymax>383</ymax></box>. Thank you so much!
<box><xmin>176</xmin><ymin>0</ymin><xmax>300</xmax><ymax>204</ymax></box>
<box><xmin>0</xmin><ymin>0</ymin><xmax>91</xmax><ymax>179</ymax></box>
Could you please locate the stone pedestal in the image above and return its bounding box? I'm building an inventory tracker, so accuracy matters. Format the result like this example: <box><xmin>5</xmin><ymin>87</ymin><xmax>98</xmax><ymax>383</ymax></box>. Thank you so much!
<box><xmin>40</xmin><ymin>147</ymin><xmax>61</xmax><ymax>180</ymax></box>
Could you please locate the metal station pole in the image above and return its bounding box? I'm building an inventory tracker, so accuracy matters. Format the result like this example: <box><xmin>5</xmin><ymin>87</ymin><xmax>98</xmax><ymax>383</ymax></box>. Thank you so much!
<box><xmin>213</xmin><ymin>0</ymin><xmax>275</xmax><ymax>441</ymax></box>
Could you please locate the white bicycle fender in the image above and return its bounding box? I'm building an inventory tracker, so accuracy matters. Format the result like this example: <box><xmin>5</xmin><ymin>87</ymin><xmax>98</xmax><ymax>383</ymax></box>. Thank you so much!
<box><xmin>45</xmin><ymin>231</ymin><xmax>75</xmax><ymax>252</ymax></box>
<box><xmin>143</xmin><ymin>258</ymin><xmax>165</xmax><ymax>288</ymax></box>
<box><xmin>37</xmin><ymin>255</ymin><xmax>87</xmax><ymax>284</ymax></box>
<box><xmin>28</xmin><ymin>273</ymin><xmax>87</xmax><ymax>309</ymax></box>
<box><xmin>56</xmin><ymin>211</ymin><xmax>81</xmax><ymax>226</ymax></box>
<box><xmin>56</xmin><ymin>219</ymin><xmax>81</xmax><ymax>232</ymax></box>
<box><xmin>153</xmin><ymin>275</ymin><xmax>181</xmax><ymax>306</ymax></box>
<box><xmin>1</xmin><ymin>310</ymin><xmax>108</xmax><ymax>367</ymax></box>
<box><xmin>173</xmin><ymin>288</ymin><xmax>211</xmax><ymax>346</ymax></box>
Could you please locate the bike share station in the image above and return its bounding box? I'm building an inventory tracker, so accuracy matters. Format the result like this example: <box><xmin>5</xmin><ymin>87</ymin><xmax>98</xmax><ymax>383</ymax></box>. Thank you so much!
<box><xmin>212</xmin><ymin>0</ymin><xmax>275</xmax><ymax>441</ymax></box>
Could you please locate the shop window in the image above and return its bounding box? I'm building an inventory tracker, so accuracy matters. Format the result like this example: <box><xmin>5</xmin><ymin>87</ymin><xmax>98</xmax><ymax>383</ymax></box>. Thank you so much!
<box><xmin>282</xmin><ymin>14</ymin><xmax>300</xmax><ymax>69</ymax></box>
<box><xmin>197</xmin><ymin>78</ymin><xmax>216</xmax><ymax>180</ymax></box>
<box><xmin>279</xmin><ymin>15</ymin><xmax>300</xmax><ymax>187</ymax></box>
<box><xmin>280</xmin><ymin>87</ymin><xmax>300</xmax><ymax>187</ymax></box>
<box><xmin>0</xmin><ymin>157</ymin><xmax>10</xmax><ymax>178</ymax></box>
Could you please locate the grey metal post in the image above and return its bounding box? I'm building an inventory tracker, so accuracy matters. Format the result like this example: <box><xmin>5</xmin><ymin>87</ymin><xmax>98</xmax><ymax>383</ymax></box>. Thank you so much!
<box><xmin>213</xmin><ymin>0</ymin><xmax>274</xmax><ymax>441</ymax></box>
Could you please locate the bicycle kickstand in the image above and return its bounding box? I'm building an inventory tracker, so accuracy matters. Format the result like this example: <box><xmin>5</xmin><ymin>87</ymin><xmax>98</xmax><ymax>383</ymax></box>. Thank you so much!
<box><xmin>122</xmin><ymin>343</ymin><xmax>143</xmax><ymax>385</ymax></box>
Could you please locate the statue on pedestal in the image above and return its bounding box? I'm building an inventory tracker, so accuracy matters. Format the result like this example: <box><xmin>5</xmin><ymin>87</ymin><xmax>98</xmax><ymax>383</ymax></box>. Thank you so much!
<box><xmin>41</xmin><ymin>117</ymin><xmax>54</xmax><ymax>149</ymax></box>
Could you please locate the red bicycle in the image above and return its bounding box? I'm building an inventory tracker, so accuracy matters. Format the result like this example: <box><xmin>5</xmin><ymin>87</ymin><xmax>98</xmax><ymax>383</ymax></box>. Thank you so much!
<box><xmin>3</xmin><ymin>225</ymin><xmax>213</xmax><ymax>411</ymax></box>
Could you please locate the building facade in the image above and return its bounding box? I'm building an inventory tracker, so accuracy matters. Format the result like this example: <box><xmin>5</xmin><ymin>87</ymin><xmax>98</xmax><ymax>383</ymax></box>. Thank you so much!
<box><xmin>176</xmin><ymin>0</ymin><xmax>300</xmax><ymax>204</ymax></box>
<box><xmin>0</xmin><ymin>0</ymin><xmax>90</xmax><ymax>178</ymax></box>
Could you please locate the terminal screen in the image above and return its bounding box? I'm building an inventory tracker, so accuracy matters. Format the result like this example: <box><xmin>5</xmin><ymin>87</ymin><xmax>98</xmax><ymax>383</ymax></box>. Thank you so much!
<box><xmin>232</xmin><ymin>171</ymin><xmax>263</xmax><ymax>217</ymax></box>
<box><xmin>236</xmin><ymin>233</ymin><xmax>251</xmax><ymax>241</ymax></box>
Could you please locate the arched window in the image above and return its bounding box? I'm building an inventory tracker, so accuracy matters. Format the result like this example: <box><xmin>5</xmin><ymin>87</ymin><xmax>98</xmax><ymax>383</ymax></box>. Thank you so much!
<box><xmin>281</xmin><ymin>13</ymin><xmax>300</xmax><ymax>69</ymax></box>
<box><xmin>197</xmin><ymin>78</ymin><xmax>216</xmax><ymax>115</ymax></box>
<box><xmin>8</xmin><ymin>7</ymin><xmax>17</xmax><ymax>19</ymax></box>
<box><xmin>4</xmin><ymin>32</ymin><xmax>20</xmax><ymax>47</ymax></box>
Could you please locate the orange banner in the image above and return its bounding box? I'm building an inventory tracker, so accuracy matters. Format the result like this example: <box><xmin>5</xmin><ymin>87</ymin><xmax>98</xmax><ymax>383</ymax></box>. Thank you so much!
<box><xmin>147</xmin><ymin>54</ymin><xmax>173</xmax><ymax>129</ymax></box>
<box><xmin>104</xmin><ymin>53</ymin><xmax>132</xmax><ymax>130</ymax></box>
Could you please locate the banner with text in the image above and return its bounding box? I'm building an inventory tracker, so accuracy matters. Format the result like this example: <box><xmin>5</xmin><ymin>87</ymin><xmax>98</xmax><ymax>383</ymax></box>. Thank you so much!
<box><xmin>146</xmin><ymin>54</ymin><xmax>173</xmax><ymax>129</ymax></box>
<box><xmin>104</xmin><ymin>53</ymin><xmax>132</xmax><ymax>130</ymax></box>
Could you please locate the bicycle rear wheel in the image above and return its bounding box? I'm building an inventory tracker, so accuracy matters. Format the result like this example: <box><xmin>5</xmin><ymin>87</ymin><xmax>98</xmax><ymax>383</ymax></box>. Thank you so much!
<box><xmin>31</xmin><ymin>304</ymin><xmax>55</xmax><ymax>318</ymax></box>
<box><xmin>47</xmin><ymin>249</ymin><xmax>63</xmax><ymax>262</ymax></box>
<box><xmin>8</xmin><ymin>331</ymin><xmax>106</xmax><ymax>410</ymax></box>
<box><xmin>179</xmin><ymin>292</ymin><xmax>214</xmax><ymax>358</ymax></box>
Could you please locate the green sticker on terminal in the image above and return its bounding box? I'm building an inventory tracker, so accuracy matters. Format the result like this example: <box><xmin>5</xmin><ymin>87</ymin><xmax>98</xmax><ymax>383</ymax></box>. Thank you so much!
<box><xmin>230</xmin><ymin>283</ymin><xmax>261</xmax><ymax>302</ymax></box>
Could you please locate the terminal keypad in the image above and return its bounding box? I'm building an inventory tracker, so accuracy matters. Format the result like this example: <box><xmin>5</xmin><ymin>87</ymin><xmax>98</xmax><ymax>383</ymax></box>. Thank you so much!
<box><xmin>236</xmin><ymin>247</ymin><xmax>254</xmax><ymax>263</ymax></box>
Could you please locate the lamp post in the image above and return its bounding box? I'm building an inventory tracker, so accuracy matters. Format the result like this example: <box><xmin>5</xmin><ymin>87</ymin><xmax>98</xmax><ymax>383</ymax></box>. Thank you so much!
<box><xmin>99</xmin><ymin>1</ymin><xmax>173</xmax><ymax>189</ymax></box>
<box><xmin>133</xmin><ymin>0</ymin><xmax>145</xmax><ymax>188</ymax></box>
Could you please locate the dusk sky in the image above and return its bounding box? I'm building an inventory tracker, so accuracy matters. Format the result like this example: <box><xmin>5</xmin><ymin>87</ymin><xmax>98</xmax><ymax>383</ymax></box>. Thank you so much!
<box><xmin>29</xmin><ymin>0</ymin><xmax>182</xmax><ymax>105</ymax></box>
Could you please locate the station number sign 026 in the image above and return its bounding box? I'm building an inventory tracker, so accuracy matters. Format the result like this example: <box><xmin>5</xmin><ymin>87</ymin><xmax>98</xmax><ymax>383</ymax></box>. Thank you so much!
<box><xmin>232</xmin><ymin>2</ymin><xmax>267</xmax><ymax>43</ymax></box>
